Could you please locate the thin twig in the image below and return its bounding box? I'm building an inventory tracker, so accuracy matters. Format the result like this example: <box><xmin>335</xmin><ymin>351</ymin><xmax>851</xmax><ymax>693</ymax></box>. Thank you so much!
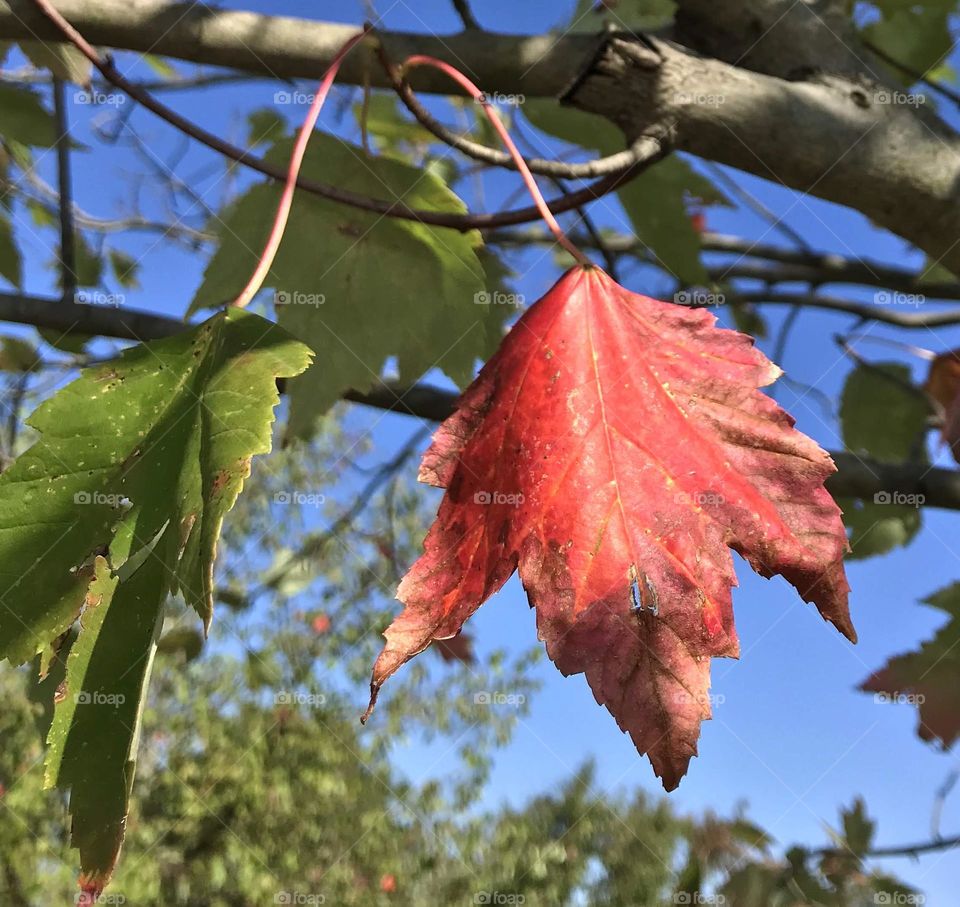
<box><xmin>450</xmin><ymin>0</ymin><xmax>481</xmax><ymax>30</ymax></box>
<box><xmin>379</xmin><ymin>42</ymin><xmax>649</xmax><ymax>180</ymax></box>
<box><xmin>811</xmin><ymin>832</ymin><xmax>960</xmax><ymax>860</ymax></box>
<box><xmin>26</xmin><ymin>0</ymin><xmax>657</xmax><ymax>232</ymax></box>
<box><xmin>865</xmin><ymin>39</ymin><xmax>960</xmax><ymax>110</ymax></box>
<box><xmin>52</xmin><ymin>77</ymin><xmax>77</xmax><ymax>299</ymax></box>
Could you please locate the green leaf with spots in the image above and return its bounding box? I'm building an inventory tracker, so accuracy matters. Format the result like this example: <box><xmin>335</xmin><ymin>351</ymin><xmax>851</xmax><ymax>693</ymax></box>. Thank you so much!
<box><xmin>0</xmin><ymin>308</ymin><xmax>308</xmax><ymax>662</ymax></box>
<box><xmin>0</xmin><ymin>83</ymin><xmax>58</xmax><ymax>146</ymax></box>
<box><xmin>523</xmin><ymin>100</ymin><xmax>725</xmax><ymax>282</ymax></box>
<box><xmin>191</xmin><ymin>132</ymin><xmax>508</xmax><ymax>439</ymax></box>
<box><xmin>0</xmin><ymin>309</ymin><xmax>310</xmax><ymax>888</ymax></box>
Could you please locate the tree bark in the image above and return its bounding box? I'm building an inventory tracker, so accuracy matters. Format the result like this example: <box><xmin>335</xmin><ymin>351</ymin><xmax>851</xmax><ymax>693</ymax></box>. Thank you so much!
<box><xmin>1</xmin><ymin>2</ymin><xmax>957</xmax><ymax>273</ymax></box>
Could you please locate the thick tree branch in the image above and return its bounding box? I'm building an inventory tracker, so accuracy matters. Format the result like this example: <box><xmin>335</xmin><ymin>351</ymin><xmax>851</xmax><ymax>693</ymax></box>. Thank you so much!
<box><xmin>2</xmin><ymin>3</ymin><xmax>955</xmax><ymax>273</ymax></box>
<box><xmin>0</xmin><ymin>290</ymin><xmax>956</xmax><ymax>510</ymax></box>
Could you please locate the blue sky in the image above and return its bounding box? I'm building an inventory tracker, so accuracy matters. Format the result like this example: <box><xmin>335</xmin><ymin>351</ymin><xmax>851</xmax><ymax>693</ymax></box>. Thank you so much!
<box><xmin>8</xmin><ymin>0</ymin><xmax>960</xmax><ymax>901</ymax></box>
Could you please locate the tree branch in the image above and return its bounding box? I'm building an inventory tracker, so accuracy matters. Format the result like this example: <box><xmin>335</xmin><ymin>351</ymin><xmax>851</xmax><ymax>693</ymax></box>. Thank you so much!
<box><xmin>3</xmin><ymin>4</ymin><xmax>957</xmax><ymax>271</ymax></box>
<box><xmin>0</xmin><ymin>290</ymin><xmax>956</xmax><ymax>510</ymax></box>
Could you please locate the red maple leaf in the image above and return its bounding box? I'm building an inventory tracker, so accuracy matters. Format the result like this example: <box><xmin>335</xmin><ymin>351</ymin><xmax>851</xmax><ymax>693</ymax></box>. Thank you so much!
<box><xmin>365</xmin><ymin>266</ymin><xmax>854</xmax><ymax>788</ymax></box>
<box><xmin>924</xmin><ymin>348</ymin><xmax>960</xmax><ymax>464</ymax></box>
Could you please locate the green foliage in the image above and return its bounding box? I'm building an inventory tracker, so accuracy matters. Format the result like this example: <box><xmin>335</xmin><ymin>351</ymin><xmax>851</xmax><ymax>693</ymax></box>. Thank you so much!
<box><xmin>863</xmin><ymin>0</ymin><xmax>956</xmax><ymax>77</ymax></box>
<box><xmin>107</xmin><ymin>248</ymin><xmax>142</xmax><ymax>290</ymax></box>
<box><xmin>18</xmin><ymin>41</ymin><xmax>92</xmax><ymax>85</ymax></box>
<box><xmin>523</xmin><ymin>100</ymin><xmax>725</xmax><ymax>283</ymax></box>
<box><xmin>0</xmin><ymin>83</ymin><xmax>58</xmax><ymax>146</ymax></box>
<box><xmin>837</xmin><ymin>362</ymin><xmax>929</xmax><ymax>558</ymax></box>
<box><xmin>354</xmin><ymin>93</ymin><xmax>437</xmax><ymax>153</ymax></box>
<box><xmin>0</xmin><ymin>210</ymin><xmax>21</xmax><ymax>287</ymax></box>
<box><xmin>0</xmin><ymin>310</ymin><xmax>310</xmax><ymax>883</ymax></box>
<box><xmin>0</xmin><ymin>336</ymin><xmax>39</xmax><ymax>372</ymax></box>
<box><xmin>246</xmin><ymin>107</ymin><xmax>286</xmax><ymax>147</ymax></box>
<box><xmin>192</xmin><ymin>132</ymin><xmax>509</xmax><ymax>438</ymax></box>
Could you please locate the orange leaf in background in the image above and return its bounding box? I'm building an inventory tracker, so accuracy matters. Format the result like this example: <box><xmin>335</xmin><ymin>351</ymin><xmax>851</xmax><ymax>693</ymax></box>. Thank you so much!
<box><xmin>311</xmin><ymin>613</ymin><xmax>332</xmax><ymax>635</ymax></box>
<box><xmin>924</xmin><ymin>349</ymin><xmax>960</xmax><ymax>464</ymax></box>
<box><xmin>365</xmin><ymin>266</ymin><xmax>854</xmax><ymax>789</ymax></box>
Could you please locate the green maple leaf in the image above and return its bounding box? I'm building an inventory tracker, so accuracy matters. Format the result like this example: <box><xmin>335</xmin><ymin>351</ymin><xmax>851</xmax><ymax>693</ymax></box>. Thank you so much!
<box><xmin>0</xmin><ymin>308</ymin><xmax>310</xmax><ymax>888</ymax></box>
<box><xmin>191</xmin><ymin>132</ymin><xmax>509</xmax><ymax>439</ymax></box>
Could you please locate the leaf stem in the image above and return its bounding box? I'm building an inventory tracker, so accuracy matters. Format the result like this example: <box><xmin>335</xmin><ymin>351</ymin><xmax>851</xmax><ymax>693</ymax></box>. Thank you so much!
<box><xmin>232</xmin><ymin>26</ymin><xmax>371</xmax><ymax>308</ymax></box>
<box><xmin>400</xmin><ymin>55</ymin><xmax>593</xmax><ymax>268</ymax></box>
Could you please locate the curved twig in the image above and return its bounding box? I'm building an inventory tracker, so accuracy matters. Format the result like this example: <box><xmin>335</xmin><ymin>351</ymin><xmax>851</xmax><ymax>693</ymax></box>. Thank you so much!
<box><xmin>26</xmin><ymin>0</ymin><xmax>664</xmax><ymax>232</ymax></box>
<box><xmin>378</xmin><ymin>42</ymin><xmax>646</xmax><ymax>180</ymax></box>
